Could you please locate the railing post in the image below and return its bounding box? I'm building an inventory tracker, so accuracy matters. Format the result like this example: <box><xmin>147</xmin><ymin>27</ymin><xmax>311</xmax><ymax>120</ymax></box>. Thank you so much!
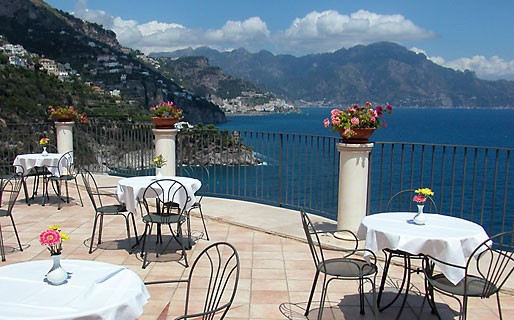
<box><xmin>153</xmin><ymin>128</ymin><xmax>177</xmax><ymax>176</ymax></box>
<box><xmin>336</xmin><ymin>142</ymin><xmax>374</xmax><ymax>232</ymax></box>
<box><xmin>55</xmin><ymin>121</ymin><xmax>74</xmax><ymax>154</ymax></box>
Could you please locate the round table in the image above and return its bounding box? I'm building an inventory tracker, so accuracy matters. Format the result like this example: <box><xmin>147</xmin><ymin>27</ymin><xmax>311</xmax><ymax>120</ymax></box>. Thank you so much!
<box><xmin>0</xmin><ymin>259</ymin><xmax>149</xmax><ymax>320</ymax></box>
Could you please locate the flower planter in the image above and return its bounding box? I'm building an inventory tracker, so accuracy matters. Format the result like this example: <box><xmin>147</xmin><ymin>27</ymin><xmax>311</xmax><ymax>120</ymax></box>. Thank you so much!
<box><xmin>338</xmin><ymin>128</ymin><xmax>376</xmax><ymax>144</ymax></box>
<box><xmin>54</xmin><ymin>115</ymin><xmax>74</xmax><ymax>122</ymax></box>
<box><xmin>151</xmin><ymin>117</ymin><xmax>178</xmax><ymax>129</ymax></box>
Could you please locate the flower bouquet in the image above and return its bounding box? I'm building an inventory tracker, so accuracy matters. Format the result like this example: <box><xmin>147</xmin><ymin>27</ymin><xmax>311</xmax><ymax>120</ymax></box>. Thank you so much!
<box><xmin>153</xmin><ymin>154</ymin><xmax>166</xmax><ymax>178</ymax></box>
<box><xmin>48</xmin><ymin>105</ymin><xmax>88</xmax><ymax>123</ymax></box>
<box><xmin>40</xmin><ymin>225</ymin><xmax>69</xmax><ymax>256</ymax></box>
<box><xmin>323</xmin><ymin>102</ymin><xmax>392</xmax><ymax>142</ymax></box>
<box><xmin>412</xmin><ymin>188</ymin><xmax>434</xmax><ymax>205</ymax></box>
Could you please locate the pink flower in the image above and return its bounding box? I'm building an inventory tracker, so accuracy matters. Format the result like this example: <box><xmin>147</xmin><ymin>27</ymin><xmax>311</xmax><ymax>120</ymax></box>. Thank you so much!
<box><xmin>323</xmin><ymin>118</ymin><xmax>330</xmax><ymax>128</ymax></box>
<box><xmin>386</xmin><ymin>105</ymin><xmax>392</xmax><ymax>111</ymax></box>
<box><xmin>371</xmin><ymin>116</ymin><xmax>376</xmax><ymax>122</ymax></box>
<box><xmin>332</xmin><ymin>117</ymin><xmax>341</xmax><ymax>126</ymax></box>
<box><xmin>413</xmin><ymin>195</ymin><xmax>426</xmax><ymax>204</ymax></box>
<box><xmin>351</xmin><ymin>117</ymin><xmax>360</xmax><ymax>125</ymax></box>
<box><xmin>40</xmin><ymin>229</ymin><xmax>61</xmax><ymax>246</ymax></box>
<box><xmin>344</xmin><ymin>128</ymin><xmax>351</xmax><ymax>135</ymax></box>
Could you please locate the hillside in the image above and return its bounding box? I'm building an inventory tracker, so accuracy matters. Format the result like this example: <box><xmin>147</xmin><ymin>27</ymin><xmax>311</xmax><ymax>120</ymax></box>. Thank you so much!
<box><xmin>154</xmin><ymin>42</ymin><xmax>514</xmax><ymax>108</ymax></box>
<box><xmin>0</xmin><ymin>0</ymin><xmax>226</xmax><ymax>124</ymax></box>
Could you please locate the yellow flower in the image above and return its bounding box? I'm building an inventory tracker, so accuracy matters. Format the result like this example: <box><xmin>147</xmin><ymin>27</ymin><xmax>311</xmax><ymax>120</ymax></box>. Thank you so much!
<box><xmin>60</xmin><ymin>232</ymin><xmax>70</xmax><ymax>241</ymax></box>
<box><xmin>153</xmin><ymin>154</ymin><xmax>167</xmax><ymax>168</ymax></box>
<box><xmin>49</xmin><ymin>224</ymin><xmax>60</xmax><ymax>230</ymax></box>
<box><xmin>39</xmin><ymin>137</ymin><xmax>49</xmax><ymax>145</ymax></box>
<box><xmin>415</xmin><ymin>188</ymin><xmax>434</xmax><ymax>197</ymax></box>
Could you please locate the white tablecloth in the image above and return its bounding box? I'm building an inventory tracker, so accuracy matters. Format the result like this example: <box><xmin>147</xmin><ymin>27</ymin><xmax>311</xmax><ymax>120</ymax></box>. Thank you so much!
<box><xmin>13</xmin><ymin>153</ymin><xmax>64</xmax><ymax>177</ymax></box>
<box><xmin>116</xmin><ymin>176</ymin><xmax>202</xmax><ymax>213</ymax></box>
<box><xmin>357</xmin><ymin>212</ymin><xmax>490</xmax><ymax>284</ymax></box>
<box><xmin>0</xmin><ymin>259</ymin><xmax>149</xmax><ymax>320</ymax></box>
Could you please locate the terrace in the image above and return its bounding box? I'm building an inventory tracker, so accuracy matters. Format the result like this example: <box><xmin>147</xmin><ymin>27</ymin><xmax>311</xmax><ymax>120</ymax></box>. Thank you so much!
<box><xmin>1</xmin><ymin>121</ymin><xmax>513</xmax><ymax>319</ymax></box>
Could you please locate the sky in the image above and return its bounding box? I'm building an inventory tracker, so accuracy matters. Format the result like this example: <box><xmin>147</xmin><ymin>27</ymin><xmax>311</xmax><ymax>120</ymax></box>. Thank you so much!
<box><xmin>45</xmin><ymin>0</ymin><xmax>514</xmax><ymax>81</ymax></box>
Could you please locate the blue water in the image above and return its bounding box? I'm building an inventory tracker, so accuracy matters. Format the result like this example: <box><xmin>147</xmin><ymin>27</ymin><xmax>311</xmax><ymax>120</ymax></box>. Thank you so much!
<box><xmin>218</xmin><ymin>107</ymin><xmax>514</xmax><ymax>149</ymax></box>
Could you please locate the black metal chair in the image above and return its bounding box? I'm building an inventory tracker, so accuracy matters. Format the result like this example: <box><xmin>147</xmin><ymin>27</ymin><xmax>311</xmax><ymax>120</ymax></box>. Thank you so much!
<box><xmin>0</xmin><ymin>173</ymin><xmax>23</xmax><ymax>261</ymax></box>
<box><xmin>300</xmin><ymin>209</ymin><xmax>378</xmax><ymax>319</ymax></box>
<box><xmin>182</xmin><ymin>165</ymin><xmax>210</xmax><ymax>240</ymax></box>
<box><xmin>80</xmin><ymin>169</ymin><xmax>139</xmax><ymax>253</ymax></box>
<box><xmin>44</xmin><ymin>151</ymin><xmax>83</xmax><ymax>210</ymax></box>
<box><xmin>377</xmin><ymin>189</ymin><xmax>439</xmax><ymax>315</ymax></box>
<box><xmin>145</xmin><ymin>241</ymin><xmax>240</xmax><ymax>320</ymax></box>
<box><xmin>137</xmin><ymin>178</ymin><xmax>191</xmax><ymax>269</ymax></box>
<box><xmin>423</xmin><ymin>231</ymin><xmax>514</xmax><ymax>320</ymax></box>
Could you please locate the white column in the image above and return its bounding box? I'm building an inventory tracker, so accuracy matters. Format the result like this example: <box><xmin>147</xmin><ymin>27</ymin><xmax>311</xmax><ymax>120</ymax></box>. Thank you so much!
<box><xmin>55</xmin><ymin>121</ymin><xmax>74</xmax><ymax>155</ymax></box>
<box><xmin>153</xmin><ymin>128</ymin><xmax>178</xmax><ymax>176</ymax></box>
<box><xmin>336</xmin><ymin>142</ymin><xmax>374</xmax><ymax>232</ymax></box>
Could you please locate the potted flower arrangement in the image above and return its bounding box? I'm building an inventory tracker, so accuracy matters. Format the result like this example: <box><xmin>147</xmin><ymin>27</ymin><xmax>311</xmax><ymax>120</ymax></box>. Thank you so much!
<box><xmin>48</xmin><ymin>105</ymin><xmax>88</xmax><ymax>123</ymax></box>
<box><xmin>323</xmin><ymin>102</ymin><xmax>392</xmax><ymax>143</ymax></box>
<box><xmin>40</xmin><ymin>225</ymin><xmax>70</xmax><ymax>285</ymax></box>
<box><xmin>150</xmin><ymin>101</ymin><xmax>183</xmax><ymax>129</ymax></box>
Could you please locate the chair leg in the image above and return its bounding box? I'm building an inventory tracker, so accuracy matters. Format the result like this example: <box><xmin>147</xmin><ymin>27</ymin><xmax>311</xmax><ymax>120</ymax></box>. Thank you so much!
<box><xmin>98</xmin><ymin>214</ymin><xmax>104</xmax><ymax>244</ymax></box>
<box><xmin>9</xmin><ymin>215</ymin><xmax>23</xmax><ymax>252</ymax></box>
<box><xmin>496</xmin><ymin>291</ymin><xmax>503</xmax><ymax>320</ymax></box>
<box><xmin>198</xmin><ymin>205</ymin><xmax>209</xmax><ymax>240</ymax></box>
<box><xmin>305</xmin><ymin>270</ymin><xmax>320</xmax><ymax>316</ymax></box>
<box><xmin>359</xmin><ymin>278</ymin><xmax>365</xmax><ymax>315</ymax></box>
<box><xmin>140</xmin><ymin>223</ymin><xmax>151</xmax><ymax>269</ymax></box>
<box><xmin>74</xmin><ymin>177</ymin><xmax>83</xmax><ymax>207</ymax></box>
<box><xmin>0</xmin><ymin>223</ymin><xmax>5</xmax><ymax>261</ymax></box>
<box><xmin>89</xmin><ymin>214</ymin><xmax>100</xmax><ymax>254</ymax></box>
<box><xmin>129</xmin><ymin>212</ymin><xmax>139</xmax><ymax>245</ymax></box>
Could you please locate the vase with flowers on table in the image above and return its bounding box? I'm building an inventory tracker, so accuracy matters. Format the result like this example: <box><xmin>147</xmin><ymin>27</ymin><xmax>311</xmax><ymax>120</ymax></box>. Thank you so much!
<box><xmin>153</xmin><ymin>154</ymin><xmax>167</xmax><ymax>179</ymax></box>
<box><xmin>39</xmin><ymin>225</ymin><xmax>70</xmax><ymax>285</ymax></box>
<box><xmin>323</xmin><ymin>102</ymin><xmax>392</xmax><ymax>143</ymax></box>
<box><xmin>39</xmin><ymin>137</ymin><xmax>49</xmax><ymax>156</ymax></box>
<box><xmin>412</xmin><ymin>188</ymin><xmax>435</xmax><ymax>225</ymax></box>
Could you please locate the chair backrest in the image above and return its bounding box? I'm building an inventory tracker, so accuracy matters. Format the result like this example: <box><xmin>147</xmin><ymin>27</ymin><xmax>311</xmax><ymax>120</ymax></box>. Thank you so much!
<box><xmin>0</xmin><ymin>174</ymin><xmax>22</xmax><ymax>212</ymax></box>
<box><xmin>178</xmin><ymin>241</ymin><xmax>240</xmax><ymax>320</ymax></box>
<box><xmin>386</xmin><ymin>189</ymin><xmax>438</xmax><ymax>213</ymax></box>
<box><xmin>138</xmin><ymin>178</ymin><xmax>190</xmax><ymax>222</ymax></box>
<box><xmin>0</xmin><ymin>164</ymin><xmax>23</xmax><ymax>178</ymax></box>
<box><xmin>80</xmin><ymin>169</ymin><xmax>102</xmax><ymax>210</ymax></box>
<box><xmin>469</xmin><ymin>231</ymin><xmax>514</xmax><ymax>297</ymax></box>
<box><xmin>56</xmin><ymin>151</ymin><xmax>77</xmax><ymax>177</ymax></box>
<box><xmin>300</xmin><ymin>209</ymin><xmax>328</xmax><ymax>269</ymax></box>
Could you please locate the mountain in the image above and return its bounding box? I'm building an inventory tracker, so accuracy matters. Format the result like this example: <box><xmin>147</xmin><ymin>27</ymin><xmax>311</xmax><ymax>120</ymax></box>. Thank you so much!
<box><xmin>0</xmin><ymin>0</ymin><xmax>226</xmax><ymax>124</ymax></box>
<box><xmin>153</xmin><ymin>42</ymin><xmax>514</xmax><ymax>108</ymax></box>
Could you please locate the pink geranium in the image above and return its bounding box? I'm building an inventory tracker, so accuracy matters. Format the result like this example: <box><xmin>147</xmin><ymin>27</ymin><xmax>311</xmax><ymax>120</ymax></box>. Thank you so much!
<box><xmin>40</xmin><ymin>229</ymin><xmax>60</xmax><ymax>246</ymax></box>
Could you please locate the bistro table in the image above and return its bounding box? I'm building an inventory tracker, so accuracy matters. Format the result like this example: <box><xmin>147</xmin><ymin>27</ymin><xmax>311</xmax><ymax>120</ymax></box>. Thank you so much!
<box><xmin>116</xmin><ymin>175</ymin><xmax>202</xmax><ymax>214</ymax></box>
<box><xmin>357</xmin><ymin>212</ymin><xmax>490</xmax><ymax>318</ymax></box>
<box><xmin>0</xmin><ymin>259</ymin><xmax>149</xmax><ymax>320</ymax></box>
<box><xmin>13</xmin><ymin>153</ymin><xmax>63</xmax><ymax>177</ymax></box>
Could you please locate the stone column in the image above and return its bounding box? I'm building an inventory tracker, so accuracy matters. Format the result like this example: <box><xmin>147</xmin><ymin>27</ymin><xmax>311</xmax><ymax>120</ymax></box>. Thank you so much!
<box><xmin>55</xmin><ymin>121</ymin><xmax>74</xmax><ymax>155</ymax></box>
<box><xmin>336</xmin><ymin>142</ymin><xmax>374</xmax><ymax>232</ymax></box>
<box><xmin>153</xmin><ymin>128</ymin><xmax>178</xmax><ymax>176</ymax></box>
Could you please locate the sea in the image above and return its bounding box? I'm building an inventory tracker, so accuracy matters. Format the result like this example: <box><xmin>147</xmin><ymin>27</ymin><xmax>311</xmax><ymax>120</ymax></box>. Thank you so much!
<box><xmin>218</xmin><ymin>107</ymin><xmax>514</xmax><ymax>149</ymax></box>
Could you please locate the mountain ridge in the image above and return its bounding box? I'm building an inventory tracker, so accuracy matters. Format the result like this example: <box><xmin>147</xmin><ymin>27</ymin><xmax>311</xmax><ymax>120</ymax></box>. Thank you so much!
<box><xmin>152</xmin><ymin>42</ymin><xmax>514</xmax><ymax>108</ymax></box>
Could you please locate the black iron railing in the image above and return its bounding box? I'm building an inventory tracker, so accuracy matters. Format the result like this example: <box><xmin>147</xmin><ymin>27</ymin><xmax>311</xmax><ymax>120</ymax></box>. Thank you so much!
<box><xmin>3</xmin><ymin>122</ymin><xmax>512</xmax><ymax>236</ymax></box>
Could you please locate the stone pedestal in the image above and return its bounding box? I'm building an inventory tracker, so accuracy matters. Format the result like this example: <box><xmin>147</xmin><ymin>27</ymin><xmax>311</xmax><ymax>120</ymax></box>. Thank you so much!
<box><xmin>153</xmin><ymin>128</ymin><xmax>178</xmax><ymax>176</ymax></box>
<box><xmin>336</xmin><ymin>142</ymin><xmax>374</xmax><ymax>232</ymax></box>
<box><xmin>55</xmin><ymin>121</ymin><xmax>74</xmax><ymax>155</ymax></box>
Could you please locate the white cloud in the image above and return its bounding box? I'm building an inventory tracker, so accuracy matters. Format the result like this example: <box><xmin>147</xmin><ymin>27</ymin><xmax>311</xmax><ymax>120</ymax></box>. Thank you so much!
<box><xmin>411</xmin><ymin>48</ymin><xmax>514</xmax><ymax>81</ymax></box>
<box><xmin>277</xmin><ymin>10</ymin><xmax>435</xmax><ymax>54</ymax></box>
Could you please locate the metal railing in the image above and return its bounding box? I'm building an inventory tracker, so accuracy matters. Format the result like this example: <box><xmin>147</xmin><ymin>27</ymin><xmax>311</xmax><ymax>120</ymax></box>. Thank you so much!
<box><xmin>2</xmin><ymin>122</ymin><xmax>512</xmax><ymax>236</ymax></box>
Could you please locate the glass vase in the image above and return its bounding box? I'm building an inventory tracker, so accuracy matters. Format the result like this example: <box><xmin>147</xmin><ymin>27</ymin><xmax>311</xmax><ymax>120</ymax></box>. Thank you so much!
<box><xmin>41</xmin><ymin>146</ymin><xmax>48</xmax><ymax>156</ymax></box>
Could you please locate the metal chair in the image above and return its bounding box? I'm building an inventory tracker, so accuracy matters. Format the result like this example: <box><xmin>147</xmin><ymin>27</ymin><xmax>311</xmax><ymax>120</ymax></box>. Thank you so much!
<box><xmin>0</xmin><ymin>173</ymin><xmax>23</xmax><ymax>261</ymax></box>
<box><xmin>377</xmin><ymin>189</ymin><xmax>439</xmax><ymax>315</ymax></box>
<box><xmin>423</xmin><ymin>231</ymin><xmax>514</xmax><ymax>320</ymax></box>
<box><xmin>137</xmin><ymin>178</ymin><xmax>191</xmax><ymax>269</ymax></box>
<box><xmin>44</xmin><ymin>151</ymin><xmax>83</xmax><ymax>209</ymax></box>
<box><xmin>300</xmin><ymin>209</ymin><xmax>378</xmax><ymax>319</ymax></box>
<box><xmin>182</xmin><ymin>165</ymin><xmax>210</xmax><ymax>240</ymax></box>
<box><xmin>145</xmin><ymin>241</ymin><xmax>240</xmax><ymax>320</ymax></box>
<box><xmin>80</xmin><ymin>169</ymin><xmax>139</xmax><ymax>253</ymax></box>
